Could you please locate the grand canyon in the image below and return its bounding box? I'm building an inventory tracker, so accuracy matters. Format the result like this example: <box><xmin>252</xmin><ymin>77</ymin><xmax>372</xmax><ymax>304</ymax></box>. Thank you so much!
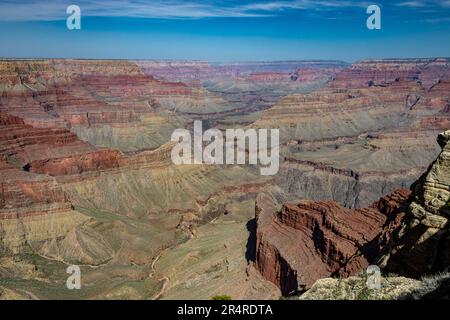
<box><xmin>0</xmin><ymin>58</ymin><xmax>449</xmax><ymax>300</ymax></box>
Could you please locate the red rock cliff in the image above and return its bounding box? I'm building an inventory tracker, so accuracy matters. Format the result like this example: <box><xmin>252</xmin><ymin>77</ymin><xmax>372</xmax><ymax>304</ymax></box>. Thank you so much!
<box><xmin>255</xmin><ymin>187</ymin><xmax>411</xmax><ymax>295</ymax></box>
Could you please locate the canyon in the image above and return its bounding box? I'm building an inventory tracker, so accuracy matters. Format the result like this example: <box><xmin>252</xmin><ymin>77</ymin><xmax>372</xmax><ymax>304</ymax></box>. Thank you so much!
<box><xmin>0</xmin><ymin>58</ymin><xmax>449</xmax><ymax>299</ymax></box>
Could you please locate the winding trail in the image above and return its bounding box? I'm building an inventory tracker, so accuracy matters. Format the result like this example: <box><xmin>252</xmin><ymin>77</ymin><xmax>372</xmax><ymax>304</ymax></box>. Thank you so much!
<box><xmin>152</xmin><ymin>276</ymin><xmax>170</xmax><ymax>300</ymax></box>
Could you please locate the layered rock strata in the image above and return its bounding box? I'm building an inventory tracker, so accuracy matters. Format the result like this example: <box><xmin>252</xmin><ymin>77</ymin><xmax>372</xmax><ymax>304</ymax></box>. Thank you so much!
<box><xmin>255</xmin><ymin>68</ymin><xmax>450</xmax><ymax>207</ymax></box>
<box><xmin>380</xmin><ymin>130</ymin><xmax>450</xmax><ymax>276</ymax></box>
<box><xmin>255</xmin><ymin>186</ymin><xmax>410</xmax><ymax>295</ymax></box>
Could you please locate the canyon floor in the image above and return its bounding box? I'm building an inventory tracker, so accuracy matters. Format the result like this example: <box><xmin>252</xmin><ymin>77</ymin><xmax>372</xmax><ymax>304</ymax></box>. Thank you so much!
<box><xmin>0</xmin><ymin>58</ymin><xmax>449</xmax><ymax>299</ymax></box>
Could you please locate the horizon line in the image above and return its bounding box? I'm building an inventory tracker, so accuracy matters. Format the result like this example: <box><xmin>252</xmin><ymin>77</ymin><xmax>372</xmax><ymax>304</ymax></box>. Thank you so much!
<box><xmin>1</xmin><ymin>57</ymin><xmax>450</xmax><ymax>65</ymax></box>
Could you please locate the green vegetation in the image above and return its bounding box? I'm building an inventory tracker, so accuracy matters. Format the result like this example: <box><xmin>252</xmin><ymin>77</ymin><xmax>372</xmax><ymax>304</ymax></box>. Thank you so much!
<box><xmin>211</xmin><ymin>295</ymin><xmax>232</xmax><ymax>300</ymax></box>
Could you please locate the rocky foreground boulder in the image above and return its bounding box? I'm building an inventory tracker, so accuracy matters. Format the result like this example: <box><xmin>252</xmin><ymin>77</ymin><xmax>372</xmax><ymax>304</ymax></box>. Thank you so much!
<box><xmin>298</xmin><ymin>271</ymin><xmax>450</xmax><ymax>300</ymax></box>
<box><xmin>299</xmin><ymin>276</ymin><xmax>422</xmax><ymax>300</ymax></box>
<box><xmin>255</xmin><ymin>130</ymin><xmax>450</xmax><ymax>297</ymax></box>
<box><xmin>379</xmin><ymin>130</ymin><xmax>450</xmax><ymax>276</ymax></box>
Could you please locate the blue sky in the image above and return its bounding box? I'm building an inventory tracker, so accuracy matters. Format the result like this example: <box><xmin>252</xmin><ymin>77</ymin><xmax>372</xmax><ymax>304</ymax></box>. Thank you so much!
<box><xmin>0</xmin><ymin>0</ymin><xmax>449</xmax><ymax>62</ymax></box>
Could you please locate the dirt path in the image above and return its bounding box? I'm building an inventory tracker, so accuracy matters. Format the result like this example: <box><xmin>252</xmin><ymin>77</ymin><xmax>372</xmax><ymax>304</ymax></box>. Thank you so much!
<box><xmin>152</xmin><ymin>276</ymin><xmax>170</xmax><ymax>300</ymax></box>
<box><xmin>151</xmin><ymin>252</ymin><xmax>162</xmax><ymax>274</ymax></box>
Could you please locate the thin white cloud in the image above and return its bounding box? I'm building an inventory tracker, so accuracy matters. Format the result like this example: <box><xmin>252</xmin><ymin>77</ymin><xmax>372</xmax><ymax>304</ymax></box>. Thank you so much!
<box><xmin>439</xmin><ymin>0</ymin><xmax>450</xmax><ymax>7</ymax></box>
<box><xmin>0</xmin><ymin>0</ymin><xmax>265</xmax><ymax>21</ymax></box>
<box><xmin>423</xmin><ymin>16</ymin><xmax>450</xmax><ymax>23</ymax></box>
<box><xmin>396</xmin><ymin>1</ymin><xmax>427</xmax><ymax>7</ymax></box>
<box><xmin>0</xmin><ymin>0</ymin><xmax>373</xmax><ymax>21</ymax></box>
<box><xmin>395</xmin><ymin>0</ymin><xmax>450</xmax><ymax>7</ymax></box>
<box><xmin>241</xmin><ymin>0</ymin><xmax>370</xmax><ymax>11</ymax></box>
<box><xmin>0</xmin><ymin>0</ymin><xmax>448</xmax><ymax>22</ymax></box>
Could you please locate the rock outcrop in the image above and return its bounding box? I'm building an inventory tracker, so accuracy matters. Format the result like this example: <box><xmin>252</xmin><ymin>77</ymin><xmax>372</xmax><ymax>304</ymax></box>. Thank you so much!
<box><xmin>298</xmin><ymin>272</ymin><xmax>450</xmax><ymax>300</ymax></box>
<box><xmin>299</xmin><ymin>276</ymin><xmax>423</xmax><ymax>300</ymax></box>
<box><xmin>255</xmin><ymin>186</ymin><xmax>411</xmax><ymax>295</ymax></box>
<box><xmin>380</xmin><ymin>130</ymin><xmax>450</xmax><ymax>277</ymax></box>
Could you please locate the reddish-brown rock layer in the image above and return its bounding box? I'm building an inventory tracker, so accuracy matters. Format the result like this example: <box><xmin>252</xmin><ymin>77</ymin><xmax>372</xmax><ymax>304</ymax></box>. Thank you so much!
<box><xmin>0</xmin><ymin>113</ymin><xmax>123</xmax><ymax>224</ymax></box>
<box><xmin>26</xmin><ymin>149</ymin><xmax>122</xmax><ymax>176</ymax></box>
<box><xmin>328</xmin><ymin>58</ymin><xmax>450</xmax><ymax>89</ymax></box>
<box><xmin>0</xmin><ymin>110</ymin><xmax>123</xmax><ymax>174</ymax></box>
<box><xmin>255</xmin><ymin>188</ymin><xmax>411</xmax><ymax>295</ymax></box>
